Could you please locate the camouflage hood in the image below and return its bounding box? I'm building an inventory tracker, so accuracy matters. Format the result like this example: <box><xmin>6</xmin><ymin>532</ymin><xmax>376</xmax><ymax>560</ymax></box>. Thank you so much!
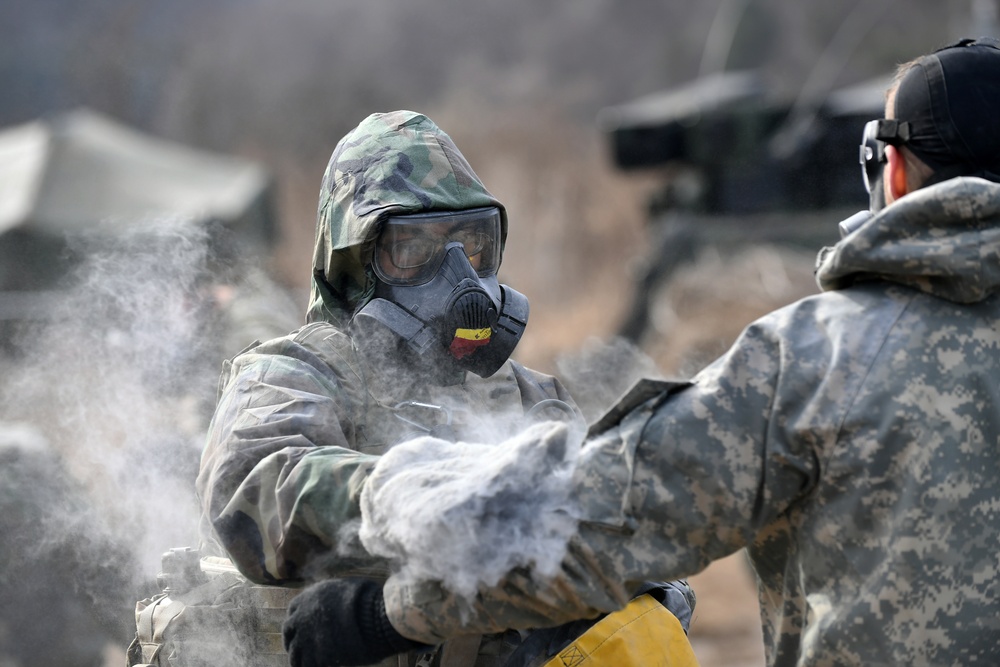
<box><xmin>816</xmin><ymin>177</ymin><xmax>1000</xmax><ymax>303</ymax></box>
<box><xmin>306</xmin><ymin>111</ymin><xmax>507</xmax><ymax>324</ymax></box>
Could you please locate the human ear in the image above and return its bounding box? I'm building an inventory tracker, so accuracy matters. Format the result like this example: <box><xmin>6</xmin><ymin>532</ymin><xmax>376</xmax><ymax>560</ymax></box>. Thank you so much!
<box><xmin>885</xmin><ymin>145</ymin><xmax>909</xmax><ymax>202</ymax></box>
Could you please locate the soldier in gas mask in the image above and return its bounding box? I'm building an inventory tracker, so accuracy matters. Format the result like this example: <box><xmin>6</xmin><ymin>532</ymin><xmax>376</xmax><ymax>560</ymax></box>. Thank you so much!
<box><xmin>187</xmin><ymin>111</ymin><xmax>696</xmax><ymax>667</ymax></box>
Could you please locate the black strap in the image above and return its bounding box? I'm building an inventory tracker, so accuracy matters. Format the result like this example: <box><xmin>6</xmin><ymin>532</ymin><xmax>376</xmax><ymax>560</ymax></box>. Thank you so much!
<box><xmin>936</xmin><ymin>37</ymin><xmax>1000</xmax><ymax>52</ymax></box>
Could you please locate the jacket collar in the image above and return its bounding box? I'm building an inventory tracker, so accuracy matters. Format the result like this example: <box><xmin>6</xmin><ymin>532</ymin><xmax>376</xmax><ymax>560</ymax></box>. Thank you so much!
<box><xmin>816</xmin><ymin>177</ymin><xmax>1000</xmax><ymax>303</ymax></box>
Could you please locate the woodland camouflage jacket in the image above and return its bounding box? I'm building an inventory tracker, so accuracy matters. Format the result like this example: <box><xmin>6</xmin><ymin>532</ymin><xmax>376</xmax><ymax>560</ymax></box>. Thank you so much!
<box><xmin>384</xmin><ymin>177</ymin><xmax>1000</xmax><ymax>665</ymax></box>
<box><xmin>196</xmin><ymin>111</ymin><xmax>574</xmax><ymax>585</ymax></box>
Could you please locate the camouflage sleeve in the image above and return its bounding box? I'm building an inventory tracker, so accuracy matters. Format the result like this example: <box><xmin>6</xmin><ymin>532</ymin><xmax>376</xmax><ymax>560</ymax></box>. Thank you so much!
<box><xmin>196</xmin><ymin>336</ymin><xmax>382</xmax><ymax>585</ymax></box>
<box><xmin>383</xmin><ymin>307</ymin><xmax>825</xmax><ymax>643</ymax></box>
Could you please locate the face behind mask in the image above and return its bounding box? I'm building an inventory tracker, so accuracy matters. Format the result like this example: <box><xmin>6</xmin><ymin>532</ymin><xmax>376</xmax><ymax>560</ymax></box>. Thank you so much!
<box><xmin>352</xmin><ymin>208</ymin><xmax>529</xmax><ymax>379</ymax></box>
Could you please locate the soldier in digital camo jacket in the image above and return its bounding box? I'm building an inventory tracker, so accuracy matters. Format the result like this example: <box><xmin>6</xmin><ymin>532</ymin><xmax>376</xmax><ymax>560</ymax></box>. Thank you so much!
<box><xmin>351</xmin><ymin>39</ymin><xmax>1000</xmax><ymax>667</ymax></box>
<box><xmin>195</xmin><ymin>111</ymin><xmax>695</xmax><ymax>667</ymax></box>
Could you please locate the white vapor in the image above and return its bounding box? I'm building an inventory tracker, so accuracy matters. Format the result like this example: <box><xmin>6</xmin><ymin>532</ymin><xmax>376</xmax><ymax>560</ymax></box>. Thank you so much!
<box><xmin>359</xmin><ymin>420</ymin><xmax>584</xmax><ymax>599</ymax></box>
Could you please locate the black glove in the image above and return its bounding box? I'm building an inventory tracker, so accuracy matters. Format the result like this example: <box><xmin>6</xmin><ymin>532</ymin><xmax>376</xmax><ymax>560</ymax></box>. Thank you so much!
<box><xmin>635</xmin><ymin>579</ymin><xmax>696</xmax><ymax>633</ymax></box>
<box><xmin>283</xmin><ymin>577</ymin><xmax>431</xmax><ymax>667</ymax></box>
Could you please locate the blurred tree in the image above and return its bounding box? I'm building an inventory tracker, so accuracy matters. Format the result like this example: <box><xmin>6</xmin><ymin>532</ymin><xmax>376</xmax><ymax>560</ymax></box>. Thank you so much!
<box><xmin>0</xmin><ymin>0</ymin><xmax>980</xmax><ymax>163</ymax></box>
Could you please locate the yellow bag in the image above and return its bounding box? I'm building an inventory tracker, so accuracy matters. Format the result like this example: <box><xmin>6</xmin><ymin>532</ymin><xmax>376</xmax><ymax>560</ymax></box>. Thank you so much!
<box><xmin>541</xmin><ymin>593</ymin><xmax>700</xmax><ymax>667</ymax></box>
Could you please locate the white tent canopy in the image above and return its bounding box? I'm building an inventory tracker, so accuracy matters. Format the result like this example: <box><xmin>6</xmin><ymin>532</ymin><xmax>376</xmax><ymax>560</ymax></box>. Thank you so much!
<box><xmin>0</xmin><ymin>108</ymin><xmax>273</xmax><ymax>240</ymax></box>
<box><xmin>0</xmin><ymin>109</ymin><xmax>278</xmax><ymax>321</ymax></box>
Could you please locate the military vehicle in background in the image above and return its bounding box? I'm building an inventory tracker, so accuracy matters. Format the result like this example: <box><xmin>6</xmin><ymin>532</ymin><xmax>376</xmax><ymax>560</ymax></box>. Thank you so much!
<box><xmin>599</xmin><ymin>68</ymin><xmax>887</xmax><ymax>343</ymax></box>
<box><xmin>601</xmin><ymin>0</ymin><xmax>1000</xmax><ymax>346</ymax></box>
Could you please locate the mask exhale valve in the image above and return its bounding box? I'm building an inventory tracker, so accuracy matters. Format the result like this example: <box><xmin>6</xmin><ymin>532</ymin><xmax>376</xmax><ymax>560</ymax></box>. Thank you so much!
<box><xmin>447</xmin><ymin>281</ymin><xmax>499</xmax><ymax>359</ymax></box>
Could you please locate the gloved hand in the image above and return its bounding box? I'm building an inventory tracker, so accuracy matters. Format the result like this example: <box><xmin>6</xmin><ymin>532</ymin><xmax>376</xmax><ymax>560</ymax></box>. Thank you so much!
<box><xmin>283</xmin><ymin>577</ymin><xmax>431</xmax><ymax>667</ymax></box>
<box><xmin>636</xmin><ymin>579</ymin><xmax>696</xmax><ymax>633</ymax></box>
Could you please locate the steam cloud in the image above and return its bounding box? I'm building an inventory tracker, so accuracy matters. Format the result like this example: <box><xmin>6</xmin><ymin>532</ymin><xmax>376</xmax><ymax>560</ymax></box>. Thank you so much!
<box><xmin>0</xmin><ymin>216</ymin><xmax>292</xmax><ymax>663</ymax></box>
<box><xmin>359</xmin><ymin>420</ymin><xmax>585</xmax><ymax>599</ymax></box>
<box><xmin>0</xmin><ymin>211</ymin><xmax>665</xmax><ymax>663</ymax></box>
<box><xmin>355</xmin><ymin>334</ymin><xmax>663</xmax><ymax>601</ymax></box>
<box><xmin>3</xmin><ymin>218</ymin><xmax>216</xmax><ymax>564</ymax></box>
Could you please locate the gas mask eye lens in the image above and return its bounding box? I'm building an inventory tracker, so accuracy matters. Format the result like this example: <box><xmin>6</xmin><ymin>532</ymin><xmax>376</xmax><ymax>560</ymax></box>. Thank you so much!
<box><xmin>455</xmin><ymin>229</ymin><xmax>488</xmax><ymax>259</ymax></box>
<box><xmin>381</xmin><ymin>227</ymin><xmax>486</xmax><ymax>270</ymax></box>
<box><xmin>374</xmin><ymin>207</ymin><xmax>502</xmax><ymax>286</ymax></box>
<box><xmin>387</xmin><ymin>237</ymin><xmax>436</xmax><ymax>269</ymax></box>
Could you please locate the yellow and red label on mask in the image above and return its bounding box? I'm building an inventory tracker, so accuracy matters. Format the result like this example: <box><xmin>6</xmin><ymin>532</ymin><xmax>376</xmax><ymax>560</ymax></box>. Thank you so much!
<box><xmin>449</xmin><ymin>327</ymin><xmax>492</xmax><ymax>359</ymax></box>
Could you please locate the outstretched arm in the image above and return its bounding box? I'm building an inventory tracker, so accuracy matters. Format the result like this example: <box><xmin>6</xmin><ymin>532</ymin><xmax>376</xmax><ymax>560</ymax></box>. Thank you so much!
<box><xmin>372</xmin><ymin>312</ymin><xmax>823</xmax><ymax>643</ymax></box>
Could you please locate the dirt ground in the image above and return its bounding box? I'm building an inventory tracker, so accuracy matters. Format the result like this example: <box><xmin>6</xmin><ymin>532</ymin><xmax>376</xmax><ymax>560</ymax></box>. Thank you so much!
<box><xmin>687</xmin><ymin>553</ymin><xmax>767</xmax><ymax>666</ymax></box>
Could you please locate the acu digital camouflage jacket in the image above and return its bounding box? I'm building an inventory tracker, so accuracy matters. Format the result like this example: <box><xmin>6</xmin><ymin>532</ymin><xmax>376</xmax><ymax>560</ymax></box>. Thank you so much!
<box><xmin>383</xmin><ymin>177</ymin><xmax>1000</xmax><ymax>666</ymax></box>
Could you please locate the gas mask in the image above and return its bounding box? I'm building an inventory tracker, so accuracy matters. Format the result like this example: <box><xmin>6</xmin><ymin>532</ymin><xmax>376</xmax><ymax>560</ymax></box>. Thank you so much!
<box><xmin>352</xmin><ymin>207</ymin><xmax>528</xmax><ymax>379</ymax></box>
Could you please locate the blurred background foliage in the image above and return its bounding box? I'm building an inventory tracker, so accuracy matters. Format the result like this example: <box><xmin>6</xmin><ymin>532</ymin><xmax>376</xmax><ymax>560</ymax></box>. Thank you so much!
<box><xmin>1</xmin><ymin>0</ymin><xmax>992</xmax><ymax>374</ymax></box>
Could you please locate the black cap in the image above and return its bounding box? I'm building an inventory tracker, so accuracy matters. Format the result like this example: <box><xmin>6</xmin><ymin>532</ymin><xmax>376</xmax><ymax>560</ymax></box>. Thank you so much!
<box><xmin>893</xmin><ymin>37</ymin><xmax>1000</xmax><ymax>179</ymax></box>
